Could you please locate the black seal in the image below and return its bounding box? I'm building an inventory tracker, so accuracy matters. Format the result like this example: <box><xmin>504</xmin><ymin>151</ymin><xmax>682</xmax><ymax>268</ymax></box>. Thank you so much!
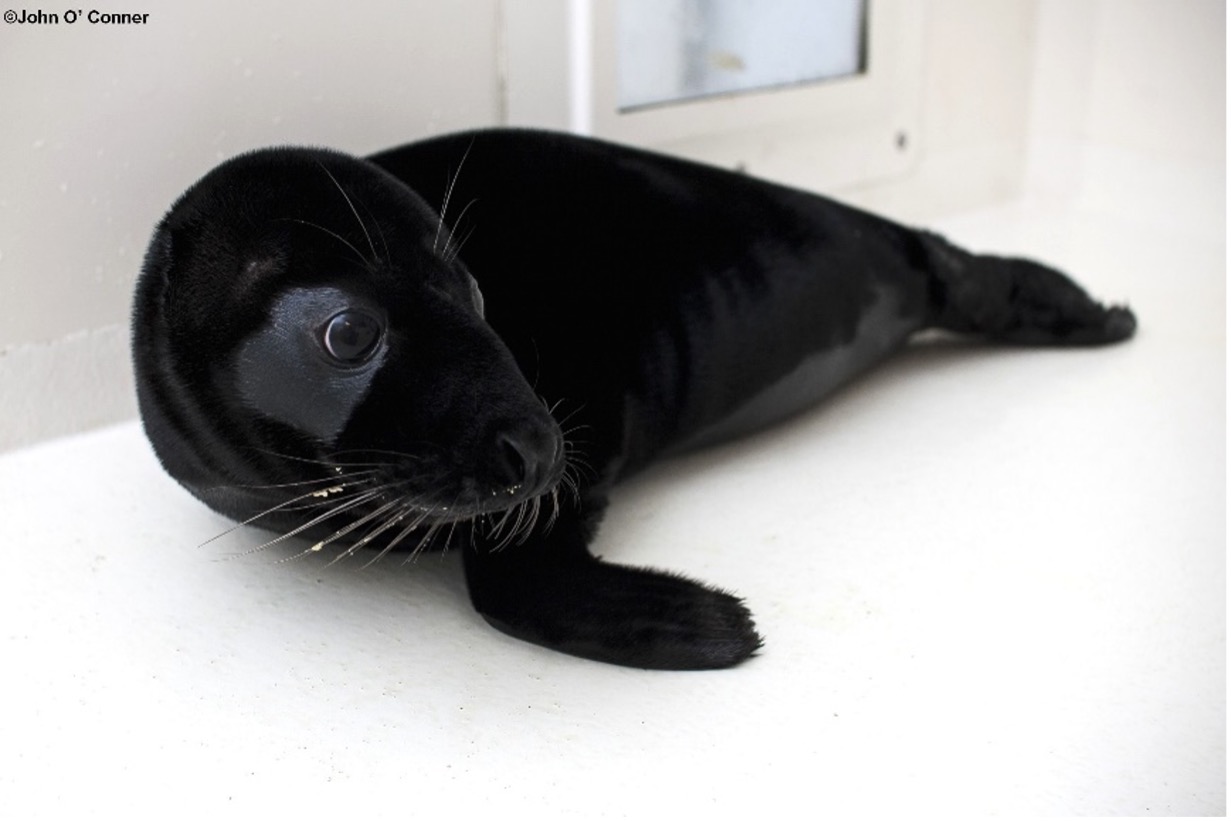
<box><xmin>132</xmin><ymin>129</ymin><xmax>1135</xmax><ymax>669</ymax></box>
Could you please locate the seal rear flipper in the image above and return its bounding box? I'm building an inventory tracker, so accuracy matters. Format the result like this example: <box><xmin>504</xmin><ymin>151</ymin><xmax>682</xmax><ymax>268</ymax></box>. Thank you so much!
<box><xmin>920</xmin><ymin>232</ymin><xmax>1137</xmax><ymax>345</ymax></box>
<box><xmin>462</xmin><ymin>514</ymin><xmax>762</xmax><ymax>670</ymax></box>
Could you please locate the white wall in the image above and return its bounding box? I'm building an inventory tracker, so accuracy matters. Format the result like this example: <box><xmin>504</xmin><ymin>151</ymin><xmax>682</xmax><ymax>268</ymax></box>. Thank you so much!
<box><xmin>826</xmin><ymin>0</ymin><xmax>1041</xmax><ymax>219</ymax></box>
<box><xmin>1026</xmin><ymin>0</ymin><xmax>1225</xmax><ymax>238</ymax></box>
<box><xmin>0</xmin><ymin>0</ymin><xmax>504</xmax><ymax>449</ymax></box>
<box><xmin>0</xmin><ymin>0</ymin><xmax>1223</xmax><ymax>451</ymax></box>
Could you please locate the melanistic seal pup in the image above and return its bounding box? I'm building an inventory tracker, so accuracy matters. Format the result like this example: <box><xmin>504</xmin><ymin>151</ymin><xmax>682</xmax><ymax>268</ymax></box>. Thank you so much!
<box><xmin>132</xmin><ymin>128</ymin><xmax>1135</xmax><ymax>670</ymax></box>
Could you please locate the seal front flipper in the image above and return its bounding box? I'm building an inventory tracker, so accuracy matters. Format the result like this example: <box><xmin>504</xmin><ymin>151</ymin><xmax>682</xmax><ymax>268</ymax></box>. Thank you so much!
<box><xmin>462</xmin><ymin>499</ymin><xmax>762</xmax><ymax>670</ymax></box>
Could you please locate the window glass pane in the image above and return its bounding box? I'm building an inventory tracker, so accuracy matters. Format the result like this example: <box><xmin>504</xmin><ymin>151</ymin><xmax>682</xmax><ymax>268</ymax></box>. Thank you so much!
<box><xmin>618</xmin><ymin>0</ymin><xmax>867</xmax><ymax>111</ymax></box>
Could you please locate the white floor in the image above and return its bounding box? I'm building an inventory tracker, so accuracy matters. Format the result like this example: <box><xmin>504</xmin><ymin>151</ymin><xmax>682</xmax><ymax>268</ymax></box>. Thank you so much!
<box><xmin>0</xmin><ymin>150</ymin><xmax>1223</xmax><ymax>816</ymax></box>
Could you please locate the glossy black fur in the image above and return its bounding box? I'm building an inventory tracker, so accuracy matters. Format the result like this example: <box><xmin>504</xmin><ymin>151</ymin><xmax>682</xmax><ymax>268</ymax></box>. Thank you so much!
<box><xmin>132</xmin><ymin>128</ymin><xmax>1135</xmax><ymax>669</ymax></box>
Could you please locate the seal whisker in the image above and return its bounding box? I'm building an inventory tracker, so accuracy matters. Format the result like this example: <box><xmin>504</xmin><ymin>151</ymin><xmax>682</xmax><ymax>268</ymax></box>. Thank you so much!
<box><xmin>517</xmin><ymin>495</ymin><xmax>542</xmax><ymax>544</ymax></box>
<box><xmin>272</xmin><ymin>483</ymin><xmax>389</xmax><ymax>516</ymax></box>
<box><xmin>326</xmin><ymin>447</ymin><xmax>433</xmax><ymax>464</ymax></box>
<box><xmin>495</xmin><ymin>504</ymin><xmax>527</xmax><ymax>551</ymax></box>
<box><xmin>218</xmin><ymin>469</ymin><xmax>380</xmax><ymax>493</ymax></box>
<box><xmin>232</xmin><ymin>487</ymin><xmax>386</xmax><ymax>559</ymax></box>
<box><xmin>544</xmin><ymin>397</ymin><xmax>572</xmax><ymax>423</ymax></box>
<box><xmin>438</xmin><ymin>516</ymin><xmax>464</xmax><ymax>556</ymax></box>
<box><xmin>275</xmin><ymin>217</ymin><xmax>370</xmax><ymax>268</ymax></box>
<box><xmin>315</xmin><ymin>161</ymin><xmax>379</xmax><ymax>266</ymax></box>
<box><xmin>487</xmin><ymin>502</ymin><xmax>520</xmax><ymax>546</ymax></box>
<box><xmin>354</xmin><ymin>195</ymin><xmax>391</xmax><ymax>265</ymax></box>
<box><xmin>197</xmin><ymin>479</ymin><xmax>371</xmax><ymax>549</ymax></box>
<box><xmin>441</xmin><ymin>199</ymin><xmax>478</xmax><ymax>264</ymax></box>
<box><xmin>443</xmin><ymin>222</ymin><xmax>478</xmax><ymax>266</ymax></box>
<box><xmin>553</xmin><ymin>407</ymin><xmax>588</xmax><ymax>434</ymax></box>
<box><xmin>245</xmin><ymin>447</ymin><xmax>346</xmax><ymax>469</ymax></box>
<box><xmin>559</xmin><ymin>446</ymin><xmax>595</xmax><ymax>487</ymax></box>
<box><xmin>402</xmin><ymin>521</ymin><xmax>443</xmax><ymax>565</ymax></box>
<box><xmin>361</xmin><ymin>505</ymin><xmax>435</xmax><ymax>568</ymax></box>
<box><xmin>320</xmin><ymin>495</ymin><xmax>433</xmax><ymax>566</ymax></box>
<box><xmin>512</xmin><ymin>502</ymin><xmax>536</xmax><ymax>546</ymax></box>
<box><xmin>433</xmin><ymin>139</ymin><xmax>475</xmax><ymax>254</ymax></box>
<box><xmin>310</xmin><ymin>496</ymin><xmax>409</xmax><ymax>566</ymax></box>
<box><xmin>491</xmin><ymin>498</ymin><xmax>533</xmax><ymax>552</ymax></box>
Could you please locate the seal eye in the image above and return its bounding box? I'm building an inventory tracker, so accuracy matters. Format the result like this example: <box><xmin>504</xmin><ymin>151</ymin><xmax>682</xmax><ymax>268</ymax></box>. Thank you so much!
<box><xmin>321</xmin><ymin>310</ymin><xmax>382</xmax><ymax>364</ymax></box>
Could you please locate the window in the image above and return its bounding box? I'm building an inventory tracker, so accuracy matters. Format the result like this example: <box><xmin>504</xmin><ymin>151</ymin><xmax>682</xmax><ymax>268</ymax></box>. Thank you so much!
<box><xmin>617</xmin><ymin>0</ymin><xmax>867</xmax><ymax>111</ymax></box>
<box><xmin>503</xmin><ymin>0</ymin><xmax>921</xmax><ymax>187</ymax></box>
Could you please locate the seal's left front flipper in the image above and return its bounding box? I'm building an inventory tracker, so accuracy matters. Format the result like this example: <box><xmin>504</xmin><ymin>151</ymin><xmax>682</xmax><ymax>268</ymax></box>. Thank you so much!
<box><xmin>462</xmin><ymin>507</ymin><xmax>762</xmax><ymax>670</ymax></box>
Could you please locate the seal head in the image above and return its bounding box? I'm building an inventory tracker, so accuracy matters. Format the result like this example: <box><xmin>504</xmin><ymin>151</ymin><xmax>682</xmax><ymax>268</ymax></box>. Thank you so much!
<box><xmin>132</xmin><ymin>147</ymin><xmax>565</xmax><ymax>536</ymax></box>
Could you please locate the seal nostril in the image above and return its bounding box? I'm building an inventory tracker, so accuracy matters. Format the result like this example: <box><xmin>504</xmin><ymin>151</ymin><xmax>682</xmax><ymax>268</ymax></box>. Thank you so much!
<box><xmin>494</xmin><ymin>432</ymin><xmax>531</xmax><ymax>488</ymax></box>
<box><xmin>488</xmin><ymin>419</ymin><xmax>564</xmax><ymax>494</ymax></box>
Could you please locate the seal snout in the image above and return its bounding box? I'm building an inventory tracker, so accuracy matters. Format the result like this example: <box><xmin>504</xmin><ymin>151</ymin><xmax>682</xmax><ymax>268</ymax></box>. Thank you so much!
<box><xmin>486</xmin><ymin>416</ymin><xmax>565</xmax><ymax>499</ymax></box>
